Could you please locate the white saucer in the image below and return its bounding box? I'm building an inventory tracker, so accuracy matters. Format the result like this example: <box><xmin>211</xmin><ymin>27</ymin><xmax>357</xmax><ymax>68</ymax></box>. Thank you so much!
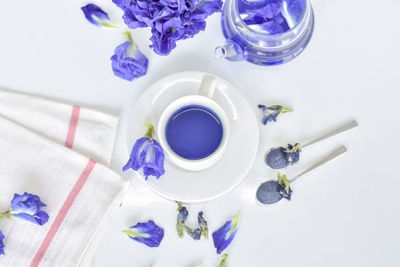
<box><xmin>125</xmin><ymin>71</ymin><xmax>259</xmax><ymax>203</ymax></box>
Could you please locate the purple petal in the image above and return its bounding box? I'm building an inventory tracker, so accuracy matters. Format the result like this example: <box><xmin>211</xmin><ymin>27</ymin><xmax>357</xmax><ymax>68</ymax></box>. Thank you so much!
<box><xmin>0</xmin><ymin>230</ymin><xmax>4</xmax><ymax>255</ymax></box>
<box><xmin>212</xmin><ymin>221</ymin><xmax>238</xmax><ymax>254</ymax></box>
<box><xmin>81</xmin><ymin>4</ymin><xmax>110</xmax><ymax>27</ymax></box>
<box><xmin>123</xmin><ymin>137</ymin><xmax>150</xmax><ymax>171</ymax></box>
<box><xmin>111</xmin><ymin>41</ymin><xmax>148</xmax><ymax>81</ymax></box>
<box><xmin>126</xmin><ymin>220</ymin><xmax>164</xmax><ymax>247</ymax></box>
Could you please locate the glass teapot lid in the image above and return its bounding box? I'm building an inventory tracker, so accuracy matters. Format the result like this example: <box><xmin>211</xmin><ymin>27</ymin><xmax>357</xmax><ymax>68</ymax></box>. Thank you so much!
<box><xmin>237</xmin><ymin>0</ymin><xmax>306</xmax><ymax>35</ymax></box>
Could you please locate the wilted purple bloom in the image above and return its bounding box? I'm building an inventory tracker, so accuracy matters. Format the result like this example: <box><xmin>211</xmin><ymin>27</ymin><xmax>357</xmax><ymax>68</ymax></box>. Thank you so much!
<box><xmin>278</xmin><ymin>181</ymin><xmax>292</xmax><ymax>200</ymax></box>
<box><xmin>111</xmin><ymin>34</ymin><xmax>148</xmax><ymax>81</ymax></box>
<box><xmin>81</xmin><ymin>4</ymin><xmax>115</xmax><ymax>28</ymax></box>
<box><xmin>212</xmin><ymin>212</ymin><xmax>240</xmax><ymax>254</ymax></box>
<box><xmin>9</xmin><ymin>193</ymin><xmax>49</xmax><ymax>226</ymax></box>
<box><xmin>0</xmin><ymin>230</ymin><xmax>4</xmax><ymax>255</ymax></box>
<box><xmin>185</xmin><ymin>226</ymin><xmax>201</xmax><ymax>240</ymax></box>
<box><xmin>258</xmin><ymin>105</ymin><xmax>292</xmax><ymax>125</ymax></box>
<box><xmin>284</xmin><ymin>143</ymin><xmax>301</xmax><ymax>164</ymax></box>
<box><xmin>123</xmin><ymin>220</ymin><xmax>164</xmax><ymax>247</ymax></box>
<box><xmin>123</xmin><ymin>124</ymin><xmax>165</xmax><ymax>179</ymax></box>
<box><xmin>198</xmin><ymin>211</ymin><xmax>208</xmax><ymax>239</ymax></box>
<box><xmin>176</xmin><ymin>202</ymin><xmax>188</xmax><ymax>238</ymax></box>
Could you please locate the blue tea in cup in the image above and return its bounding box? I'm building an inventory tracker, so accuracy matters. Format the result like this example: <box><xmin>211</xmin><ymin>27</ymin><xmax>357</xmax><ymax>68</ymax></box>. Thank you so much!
<box><xmin>166</xmin><ymin>105</ymin><xmax>223</xmax><ymax>160</ymax></box>
<box><xmin>157</xmin><ymin>75</ymin><xmax>230</xmax><ymax>171</ymax></box>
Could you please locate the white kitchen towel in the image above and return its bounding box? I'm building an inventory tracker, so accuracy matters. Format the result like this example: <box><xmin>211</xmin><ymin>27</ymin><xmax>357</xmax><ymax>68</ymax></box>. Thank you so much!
<box><xmin>0</xmin><ymin>89</ymin><xmax>128</xmax><ymax>267</ymax></box>
<box><xmin>0</xmin><ymin>89</ymin><xmax>118</xmax><ymax>166</ymax></box>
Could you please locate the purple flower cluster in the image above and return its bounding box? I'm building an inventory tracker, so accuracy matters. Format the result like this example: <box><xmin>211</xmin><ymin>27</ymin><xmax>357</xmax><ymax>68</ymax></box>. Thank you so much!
<box><xmin>113</xmin><ymin>0</ymin><xmax>223</xmax><ymax>55</ymax></box>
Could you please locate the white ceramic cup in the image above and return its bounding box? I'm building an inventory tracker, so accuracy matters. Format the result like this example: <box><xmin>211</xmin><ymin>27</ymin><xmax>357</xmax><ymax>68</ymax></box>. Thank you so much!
<box><xmin>157</xmin><ymin>75</ymin><xmax>230</xmax><ymax>171</ymax></box>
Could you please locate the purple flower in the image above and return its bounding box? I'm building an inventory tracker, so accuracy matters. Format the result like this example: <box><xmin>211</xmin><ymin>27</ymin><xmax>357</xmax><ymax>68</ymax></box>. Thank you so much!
<box><xmin>123</xmin><ymin>124</ymin><xmax>165</xmax><ymax>179</ymax></box>
<box><xmin>111</xmin><ymin>32</ymin><xmax>148</xmax><ymax>81</ymax></box>
<box><xmin>81</xmin><ymin>4</ymin><xmax>116</xmax><ymax>28</ymax></box>
<box><xmin>176</xmin><ymin>202</ymin><xmax>188</xmax><ymax>238</ymax></box>
<box><xmin>284</xmin><ymin>143</ymin><xmax>301</xmax><ymax>164</ymax></box>
<box><xmin>277</xmin><ymin>173</ymin><xmax>293</xmax><ymax>201</ymax></box>
<box><xmin>185</xmin><ymin>226</ymin><xmax>201</xmax><ymax>240</ymax></box>
<box><xmin>7</xmin><ymin>193</ymin><xmax>49</xmax><ymax>225</ymax></box>
<box><xmin>212</xmin><ymin>212</ymin><xmax>240</xmax><ymax>254</ymax></box>
<box><xmin>123</xmin><ymin>220</ymin><xmax>164</xmax><ymax>247</ymax></box>
<box><xmin>258</xmin><ymin>105</ymin><xmax>292</xmax><ymax>125</ymax></box>
<box><xmin>198</xmin><ymin>211</ymin><xmax>208</xmax><ymax>239</ymax></box>
<box><xmin>0</xmin><ymin>230</ymin><xmax>4</xmax><ymax>255</ymax></box>
<box><xmin>113</xmin><ymin>0</ymin><xmax>223</xmax><ymax>55</ymax></box>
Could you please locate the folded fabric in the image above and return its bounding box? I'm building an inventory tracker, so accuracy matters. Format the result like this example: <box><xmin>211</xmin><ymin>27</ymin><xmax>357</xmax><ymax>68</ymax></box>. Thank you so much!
<box><xmin>0</xmin><ymin>89</ymin><xmax>128</xmax><ymax>267</ymax></box>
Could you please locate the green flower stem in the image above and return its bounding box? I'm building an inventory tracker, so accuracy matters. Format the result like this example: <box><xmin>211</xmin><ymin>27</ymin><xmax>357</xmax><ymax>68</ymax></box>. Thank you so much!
<box><xmin>123</xmin><ymin>31</ymin><xmax>134</xmax><ymax>42</ymax></box>
<box><xmin>0</xmin><ymin>210</ymin><xmax>12</xmax><ymax>219</ymax></box>
<box><xmin>176</xmin><ymin>219</ymin><xmax>185</xmax><ymax>238</ymax></box>
<box><xmin>93</xmin><ymin>17</ymin><xmax>119</xmax><ymax>28</ymax></box>
<box><xmin>280</xmin><ymin>107</ymin><xmax>293</xmax><ymax>113</ymax></box>
<box><xmin>278</xmin><ymin>173</ymin><xmax>291</xmax><ymax>193</ymax></box>
<box><xmin>176</xmin><ymin>201</ymin><xmax>182</xmax><ymax>211</ymax></box>
<box><xmin>219</xmin><ymin>254</ymin><xmax>229</xmax><ymax>267</ymax></box>
<box><xmin>144</xmin><ymin>123</ymin><xmax>155</xmax><ymax>139</ymax></box>
<box><xmin>122</xmin><ymin>228</ymin><xmax>150</xmax><ymax>238</ymax></box>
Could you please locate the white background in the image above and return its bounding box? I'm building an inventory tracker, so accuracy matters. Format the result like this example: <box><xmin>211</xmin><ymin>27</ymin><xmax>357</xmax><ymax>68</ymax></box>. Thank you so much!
<box><xmin>1</xmin><ymin>0</ymin><xmax>400</xmax><ymax>266</ymax></box>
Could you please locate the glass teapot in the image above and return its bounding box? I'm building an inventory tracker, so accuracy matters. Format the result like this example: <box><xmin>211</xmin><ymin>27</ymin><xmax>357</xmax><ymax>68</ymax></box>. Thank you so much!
<box><xmin>216</xmin><ymin>0</ymin><xmax>314</xmax><ymax>66</ymax></box>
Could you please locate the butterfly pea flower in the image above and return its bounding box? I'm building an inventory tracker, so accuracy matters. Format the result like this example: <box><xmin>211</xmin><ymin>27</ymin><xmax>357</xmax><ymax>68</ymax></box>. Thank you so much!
<box><xmin>122</xmin><ymin>220</ymin><xmax>164</xmax><ymax>247</ymax></box>
<box><xmin>111</xmin><ymin>32</ymin><xmax>149</xmax><ymax>81</ymax></box>
<box><xmin>176</xmin><ymin>202</ymin><xmax>188</xmax><ymax>238</ymax></box>
<box><xmin>198</xmin><ymin>211</ymin><xmax>208</xmax><ymax>239</ymax></box>
<box><xmin>265</xmin><ymin>143</ymin><xmax>301</xmax><ymax>169</ymax></box>
<box><xmin>184</xmin><ymin>225</ymin><xmax>201</xmax><ymax>240</ymax></box>
<box><xmin>212</xmin><ymin>211</ymin><xmax>240</xmax><ymax>254</ymax></box>
<box><xmin>81</xmin><ymin>4</ymin><xmax>117</xmax><ymax>28</ymax></box>
<box><xmin>258</xmin><ymin>105</ymin><xmax>292</xmax><ymax>125</ymax></box>
<box><xmin>219</xmin><ymin>253</ymin><xmax>229</xmax><ymax>267</ymax></box>
<box><xmin>113</xmin><ymin>0</ymin><xmax>223</xmax><ymax>56</ymax></box>
<box><xmin>277</xmin><ymin>173</ymin><xmax>293</xmax><ymax>201</ymax></box>
<box><xmin>256</xmin><ymin>173</ymin><xmax>292</xmax><ymax>204</ymax></box>
<box><xmin>0</xmin><ymin>193</ymin><xmax>49</xmax><ymax>225</ymax></box>
<box><xmin>0</xmin><ymin>230</ymin><xmax>4</xmax><ymax>255</ymax></box>
<box><xmin>285</xmin><ymin>143</ymin><xmax>301</xmax><ymax>164</ymax></box>
<box><xmin>123</xmin><ymin>124</ymin><xmax>165</xmax><ymax>179</ymax></box>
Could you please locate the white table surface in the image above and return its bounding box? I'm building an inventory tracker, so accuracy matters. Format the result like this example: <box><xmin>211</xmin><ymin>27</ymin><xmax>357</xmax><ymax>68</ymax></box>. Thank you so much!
<box><xmin>1</xmin><ymin>0</ymin><xmax>400</xmax><ymax>266</ymax></box>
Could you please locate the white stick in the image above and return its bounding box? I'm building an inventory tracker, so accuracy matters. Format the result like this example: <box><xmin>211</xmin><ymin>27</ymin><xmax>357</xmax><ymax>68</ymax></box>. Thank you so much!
<box><xmin>289</xmin><ymin>146</ymin><xmax>347</xmax><ymax>183</ymax></box>
<box><xmin>302</xmin><ymin>120</ymin><xmax>358</xmax><ymax>148</ymax></box>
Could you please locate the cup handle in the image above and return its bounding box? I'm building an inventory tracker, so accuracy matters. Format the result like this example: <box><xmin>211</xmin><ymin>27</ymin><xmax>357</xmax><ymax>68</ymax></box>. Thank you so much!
<box><xmin>199</xmin><ymin>75</ymin><xmax>217</xmax><ymax>98</ymax></box>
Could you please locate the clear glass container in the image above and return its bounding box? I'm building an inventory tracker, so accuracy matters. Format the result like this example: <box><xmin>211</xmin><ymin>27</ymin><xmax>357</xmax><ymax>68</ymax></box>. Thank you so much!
<box><xmin>216</xmin><ymin>0</ymin><xmax>314</xmax><ymax>66</ymax></box>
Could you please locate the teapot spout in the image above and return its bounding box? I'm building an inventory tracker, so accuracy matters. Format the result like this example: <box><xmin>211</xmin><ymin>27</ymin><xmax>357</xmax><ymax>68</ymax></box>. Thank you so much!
<box><xmin>215</xmin><ymin>40</ymin><xmax>244</xmax><ymax>61</ymax></box>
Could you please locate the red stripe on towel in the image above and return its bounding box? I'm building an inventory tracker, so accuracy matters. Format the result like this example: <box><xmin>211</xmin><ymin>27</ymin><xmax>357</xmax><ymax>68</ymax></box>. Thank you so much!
<box><xmin>65</xmin><ymin>105</ymin><xmax>80</xmax><ymax>148</ymax></box>
<box><xmin>30</xmin><ymin>159</ymin><xmax>96</xmax><ymax>267</ymax></box>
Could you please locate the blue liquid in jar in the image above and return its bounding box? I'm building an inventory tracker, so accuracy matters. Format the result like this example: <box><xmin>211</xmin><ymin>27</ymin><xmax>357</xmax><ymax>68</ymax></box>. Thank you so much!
<box><xmin>166</xmin><ymin>105</ymin><xmax>223</xmax><ymax>160</ymax></box>
<box><xmin>220</xmin><ymin>0</ymin><xmax>314</xmax><ymax>65</ymax></box>
<box><xmin>238</xmin><ymin>0</ymin><xmax>306</xmax><ymax>35</ymax></box>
